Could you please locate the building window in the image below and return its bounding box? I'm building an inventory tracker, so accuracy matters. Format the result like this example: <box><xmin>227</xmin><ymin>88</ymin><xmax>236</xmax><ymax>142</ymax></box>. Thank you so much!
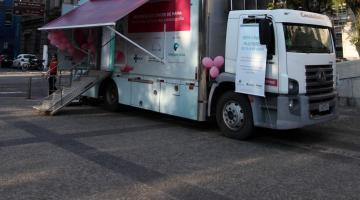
<box><xmin>231</xmin><ymin>0</ymin><xmax>271</xmax><ymax>10</ymax></box>
<box><xmin>5</xmin><ymin>9</ymin><xmax>13</xmax><ymax>27</ymax></box>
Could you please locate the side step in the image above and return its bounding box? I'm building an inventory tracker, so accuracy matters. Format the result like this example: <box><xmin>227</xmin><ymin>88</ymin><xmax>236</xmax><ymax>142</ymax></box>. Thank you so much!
<box><xmin>34</xmin><ymin>71</ymin><xmax>110</xmax><ymax>115</ymax></box>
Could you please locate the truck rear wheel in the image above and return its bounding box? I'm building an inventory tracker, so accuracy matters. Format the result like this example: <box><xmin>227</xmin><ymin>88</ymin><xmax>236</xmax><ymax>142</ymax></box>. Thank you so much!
<box><xmin>216</xmin><ymin>91</ymin><xmax>254</xmax><ymax>140</ymax></box>
<box><xmin>104</xmin><ymin>81</ymin><xmax>119</xmax><ymax>112</ymax></box>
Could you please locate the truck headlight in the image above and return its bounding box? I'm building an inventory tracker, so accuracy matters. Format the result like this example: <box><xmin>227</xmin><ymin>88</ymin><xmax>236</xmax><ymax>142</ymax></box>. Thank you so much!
<box><xmin>288</xmin><ymin>79</ymin><xmax>299</xmax><ymax>95</ymax></box>
<box><xmin>289</xmin><ymin>98</ymin><xmax>300</xmax><ymax>115</ymax></box>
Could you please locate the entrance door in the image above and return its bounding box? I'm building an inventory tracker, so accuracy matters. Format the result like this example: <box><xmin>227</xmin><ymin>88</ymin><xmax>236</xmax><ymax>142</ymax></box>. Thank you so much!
<box><xmin>101</xmin><ymin>27</ymin><xmax>115</xmax><ymax>71</ymax></box>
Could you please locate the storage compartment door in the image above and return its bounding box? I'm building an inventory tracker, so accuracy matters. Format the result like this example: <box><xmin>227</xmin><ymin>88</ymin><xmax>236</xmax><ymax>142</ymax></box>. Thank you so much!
<box><xmin>130</xmin><ymin>79</ymin><xmax>159</xmax><ymax>112</ymax></box>
<box><xmin>160</xmin><ymin>82</ymin><xmax>198</xmax><ymax>120</ymax></box>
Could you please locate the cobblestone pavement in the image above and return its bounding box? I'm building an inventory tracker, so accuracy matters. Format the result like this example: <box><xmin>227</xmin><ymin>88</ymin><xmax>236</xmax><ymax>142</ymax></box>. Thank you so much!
<box><xmin>1</xmin><ymin>72</ymin><xmax>360</xmax><ymax>200</ymax></box>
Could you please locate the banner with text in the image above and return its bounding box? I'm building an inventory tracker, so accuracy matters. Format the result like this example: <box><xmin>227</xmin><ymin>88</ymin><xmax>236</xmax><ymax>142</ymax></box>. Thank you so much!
<box><xmin>128</xmin><ymin>0</ymin><xmax>191</xmax><ymax>33</ymax></box>
<box><xmin>235</xmin><ymin>25</ymin><xmax>267</xmax><ymax>97</ymax></box>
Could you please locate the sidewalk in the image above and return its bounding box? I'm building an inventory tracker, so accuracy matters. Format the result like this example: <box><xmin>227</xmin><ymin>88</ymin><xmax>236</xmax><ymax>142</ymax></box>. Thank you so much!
<box><xmin>0</xmin><ymin>71</ymin><xmax>44</xmax><ymax>77</ymax></box>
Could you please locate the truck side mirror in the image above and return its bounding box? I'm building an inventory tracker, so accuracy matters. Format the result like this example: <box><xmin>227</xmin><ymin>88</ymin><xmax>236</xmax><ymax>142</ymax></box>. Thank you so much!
<box><xmin>259</xmin><ymin>18</ymin><xmax>275</xmax><ymax>59</ymax></box>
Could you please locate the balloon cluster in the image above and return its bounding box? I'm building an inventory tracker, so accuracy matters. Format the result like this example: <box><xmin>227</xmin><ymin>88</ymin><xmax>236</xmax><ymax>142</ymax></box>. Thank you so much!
<box><xmin>202</xmin><ymin>56</ymin><xmax>225</xmax><ymax>78</ymax></box>
<box><xmin>121</xmin><ymin>65</ymin><xmax>134</xmax><ymax>73</ymax></box>
<box><xmin>47</xmin><ymin>29</ymin><xmax>98</xmax><ymax>62</ymax></box>
<box><xmin>116</xmin><ymin>51</ymin><xmax>125</xmax><ymax>63</ymax></box>
<box><xmin>76</xmin><ymin>29</ymin><xmax>97</xmax><ymax>55</ymax></box>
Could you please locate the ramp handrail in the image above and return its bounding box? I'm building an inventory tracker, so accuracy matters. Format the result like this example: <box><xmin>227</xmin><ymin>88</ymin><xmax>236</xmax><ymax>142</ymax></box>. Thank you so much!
<box><xmin>44</xmin><ymin>62</ymin><xmax>91</xmax><ymax>110</ymax></box>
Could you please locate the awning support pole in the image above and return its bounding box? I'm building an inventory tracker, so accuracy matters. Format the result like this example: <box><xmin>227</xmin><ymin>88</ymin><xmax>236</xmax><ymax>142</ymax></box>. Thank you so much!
<box><xmin>163</xmin><ymin>23</ymin><xmax>166</xmax><ymax>61</ymax></box>
<box><xmin>106</xmin><ymin>26</ymin><xmax>164</xmax><ymax>64</ymax></box>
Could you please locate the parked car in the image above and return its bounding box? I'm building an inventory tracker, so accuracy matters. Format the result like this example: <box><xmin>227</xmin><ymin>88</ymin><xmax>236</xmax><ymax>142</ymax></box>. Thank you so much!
<box><xmin>0</xmin><ymin>55</ymin><xmax>13</xmax><ymax>68</ymax></box>
<box><xmin>27</xmin><ymin>57</ymin><xmax>45</xmax><ymax>71</ymax></box>
<box><xmin>13</xmin><ymin>54</ymin><xmax>43</xmax><ymax>70</ymax></box>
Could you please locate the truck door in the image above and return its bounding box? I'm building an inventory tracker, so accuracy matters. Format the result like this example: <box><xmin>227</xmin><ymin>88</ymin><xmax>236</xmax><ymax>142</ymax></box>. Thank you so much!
<box><xmin>101</xmin><ymin>27</ymin><xmax>115</xmax><ymax>71</ymax></box>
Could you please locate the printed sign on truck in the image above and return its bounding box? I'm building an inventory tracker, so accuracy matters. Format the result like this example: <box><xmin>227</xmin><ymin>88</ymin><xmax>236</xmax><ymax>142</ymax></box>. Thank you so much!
<box><xmin>236</xmin><ymin>25</ymin><xmax>267</xmax><ymax>97</ymax></box>
<box><xmin>128</xmin><ymin>0</ymin><xmax>191</xmax><ymax>33</ymax></box>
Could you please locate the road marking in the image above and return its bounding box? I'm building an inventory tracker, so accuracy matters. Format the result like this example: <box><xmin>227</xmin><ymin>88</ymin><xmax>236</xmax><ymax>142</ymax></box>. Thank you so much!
<box><xmin>262</xmin><ymin>138</ymin><xmax>360</xmax><ymax>161</ymax></box>
<box><xmin>0</xmin><ymin>91</ymin><xmax>25</xmax><ymax>94</ymax></box>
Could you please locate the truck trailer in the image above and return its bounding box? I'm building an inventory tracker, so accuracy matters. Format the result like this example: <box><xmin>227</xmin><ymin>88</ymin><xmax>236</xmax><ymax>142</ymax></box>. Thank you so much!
<box><xmin>38</xmin><ymin>0</ymin><xmax>337</xmax><ymax>139</ymax></box>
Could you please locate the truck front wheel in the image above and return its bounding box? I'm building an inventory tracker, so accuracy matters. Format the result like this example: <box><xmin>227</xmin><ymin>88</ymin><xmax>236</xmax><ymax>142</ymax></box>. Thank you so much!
<box><xmin>216</xmin><ymin>91</ymin><xmax>254</xmax><ymax>140</ymax></box>
<box><xmin>104</xmin><ymin>81</ymin><xmax>119</xmax><ymax>112</ymax></box>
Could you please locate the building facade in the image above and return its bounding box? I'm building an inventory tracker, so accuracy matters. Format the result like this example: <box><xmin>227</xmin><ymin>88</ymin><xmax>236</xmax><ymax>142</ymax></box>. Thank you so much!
<box><xmin>19</xmin><ymin>0</ymin><xmax>78</xmax><ymax>57</ymax></box>
<box><xmin>0</xmin><ymin>0</ymin><xmax>21</xmax><ymax>58</ymax></box>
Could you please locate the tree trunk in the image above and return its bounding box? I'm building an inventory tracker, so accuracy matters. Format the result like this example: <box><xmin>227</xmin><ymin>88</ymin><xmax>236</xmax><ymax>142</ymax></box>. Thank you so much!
<box><xmin>346</xmin><ymin>0</ymin><xmax>360</xmax><ymax>50</ymax></box>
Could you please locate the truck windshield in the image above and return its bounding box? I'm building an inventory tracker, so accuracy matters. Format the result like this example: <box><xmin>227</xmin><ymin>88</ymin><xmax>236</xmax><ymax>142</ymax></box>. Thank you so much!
<box><xmin>283</xmin><ymin>24</ymin><xmax>333</xmax><ymax>54</ymax></box>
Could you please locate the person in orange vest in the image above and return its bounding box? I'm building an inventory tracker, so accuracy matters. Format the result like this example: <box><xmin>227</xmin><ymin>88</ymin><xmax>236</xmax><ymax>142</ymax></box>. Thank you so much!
<box><xmin>48</xmin><ymin>54</ymin><xmax>58</xmax><ymax>95</ymax></box>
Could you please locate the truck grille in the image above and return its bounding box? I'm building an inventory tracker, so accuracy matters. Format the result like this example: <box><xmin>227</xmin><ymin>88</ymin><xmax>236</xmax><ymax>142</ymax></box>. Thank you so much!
<box><xmin>305</xmin><ymin>65</ymin><xmax>336</xmax><ymax>116</ymax></box>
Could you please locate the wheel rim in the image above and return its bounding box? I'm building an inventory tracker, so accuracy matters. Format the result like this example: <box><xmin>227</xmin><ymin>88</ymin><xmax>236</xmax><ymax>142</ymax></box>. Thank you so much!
<box><xmin>222</xmin><ymin>100</ymin><xmax>245</xmax><ymax>131</ymax></box>
<box><xmin>107</xmin><ymin>85</ymin><xmax>117</xmax><ymax>104</ymax></box>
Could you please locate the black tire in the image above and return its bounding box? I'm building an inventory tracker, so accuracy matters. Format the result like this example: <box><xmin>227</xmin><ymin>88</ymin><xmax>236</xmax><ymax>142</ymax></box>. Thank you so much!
<box><xmin>104</xmin><ymin>81</ymin><xmax>119</xmax><ymax>112</ymax></box>
<box><xmin>21</xmin><ymin>64</ymin><xmax>29</xmax><ymax>71</ymax></box>
<box><xmin>216</xmin><ymin>91</ymin><xmax>254</xmax><ymax>140</ymax></box>
<box><xmin>81</xmin><ymin>96</ymin><xmax>101</xmax><ymax>106</ymax></box>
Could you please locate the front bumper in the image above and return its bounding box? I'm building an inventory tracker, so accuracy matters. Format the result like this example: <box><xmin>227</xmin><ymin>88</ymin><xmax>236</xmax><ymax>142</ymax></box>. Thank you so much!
<box><xmin>274</xmin><ymin>93</ymin><xmax>337</xmax><ymax>129</ymax></box>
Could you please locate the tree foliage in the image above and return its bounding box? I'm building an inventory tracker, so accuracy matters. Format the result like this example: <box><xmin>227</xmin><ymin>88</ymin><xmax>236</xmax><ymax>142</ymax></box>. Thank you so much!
<box><xmin>336</xmin><ymin>0</ymin><xmax>360</xmax><ymax>46</ymax></box>
<box><xmin>270</xmin><ymin>0</ymin><xmax>360</xmax><ymax>48</ymax></box>
<box><xmin>344</xmin><ymin>0</ymin><xmax>360</xmax><ymax>14</ymax></box>
<box><xmin>271</xmin><ymin>0</ymin><xmax>360</xmax><ymax>13</ymax></box>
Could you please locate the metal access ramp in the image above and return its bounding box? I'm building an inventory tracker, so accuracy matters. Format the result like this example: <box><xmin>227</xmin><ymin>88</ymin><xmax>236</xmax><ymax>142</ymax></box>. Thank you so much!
<box><xmin>34</xmin><ymin>70</ymin><xmax>110</xmax><ymax>115</ymax></box>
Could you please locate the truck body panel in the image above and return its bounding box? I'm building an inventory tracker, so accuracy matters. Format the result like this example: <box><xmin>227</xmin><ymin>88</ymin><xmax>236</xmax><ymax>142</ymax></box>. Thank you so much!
<box><xmin>81</xmin><ymin>1</ymin><xmax>337</xmax><ymax>130</ymax></box>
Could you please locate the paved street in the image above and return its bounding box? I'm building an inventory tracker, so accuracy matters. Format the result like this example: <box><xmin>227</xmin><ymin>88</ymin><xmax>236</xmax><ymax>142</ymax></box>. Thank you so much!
<box><xmin>1</xmin><ymin>70</ymin><xmax>360</xmax><ymax>200</ymax></box>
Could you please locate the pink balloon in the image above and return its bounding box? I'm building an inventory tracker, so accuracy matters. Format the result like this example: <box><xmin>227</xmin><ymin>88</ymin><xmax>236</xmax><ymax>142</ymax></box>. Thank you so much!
<box><xmin>87</xmin><ymin>43</ymin><xmax>95</xmax><ymax>51</ymax></box>
<box><xmin>73</xmin><ymin>50</ymin><xmax>85</xmax><ymax>61</ymax></box>
<box><xmin>50</xmin><ymin>40</ymin><xmax>56</xmax><ymax>47</ymax></box>
<box><xmin>53</xmin><ymin>36</ymin><xmax>61</xmax><ymax>43</ymax></box>
<box><xmin>57</xmin><ymin>30</ymin><xmax>65</xmax><ymax>37</ymax></box>
<box><xmin>202</xmin><ymin>57</ymin><xmax>214</xmax><ymax>69</ymax></box>
<box><xmin>53</xmin><ymin>31</ymin><xmax>62</xmax><ymax>39</ymax></box>
<box><xmin>88</xmin><ymin>35</ymin><xmax>95</xmax><ymax>43</ymax></box>
<box><xmin>73</xmin><ymin>51</ymin><xmax>83</xmax><ymax>62</ymax></box>
<box><xmin>65</xmin><ymin>43</ymin><xmax>71</xmax><ymax>49</ymax></box>
<box><xmin>81</xmin><ymin>43</ymin><xmax>88</xmax><ymax>49</ymax></box>
<box><xmin>58</xmin><ymin>44</ymin><xmax>66</xmax><ymax>51</ymax></box>
<box><xmin>52</xmin><ymin>34</ymin><xmax>60</xmax><ymax>42</ymax></box>
<box><xmin>60</xmin><ymin>37</ymin><xmax>67</xmax><ymax>44</ymax></box>
<box><xmin>209</xmin><ymin>67</ymin><xmax>220</xmax><ymax>78</ymax></box>
<box><xmin>116</xmin><ymin>51</ymin><xmax>124</xmax><ymax>62</ymax></box>
<box><xmin>52</xmin><ymin>39</ymin><xmax>61</xmax><ymax>46</ymax></box>
<box><xmin>68</xmin><ymin>48</ymin><xmax>75</xmax><ymax>55</ymax></box>
<box><xmin>214</xmin><ymin>56</ymin><xmax>224</xmax><ymax>68</ymax></box>
<box><xmin>50</xmin><ymin>35</ymin><xmax>56</xmax><ymax>42</ymax></box>
<box><xmin>90</xmin><ymin>46</ymin><xmax>96</xmax><ymax>54</ymax></box>
<box><xmin>121</xmin><ymin>65</ymin><xmax>134</xmax><ymax>73</ymax></box>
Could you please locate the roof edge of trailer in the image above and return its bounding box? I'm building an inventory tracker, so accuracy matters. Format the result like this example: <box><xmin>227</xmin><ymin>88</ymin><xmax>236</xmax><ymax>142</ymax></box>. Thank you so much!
<box><xmin>38</xmin><ymin>22</ymin><xmax>116</xmax><ymax>31</ymax></box>
<box><xmin>39</xmin><ymin>0</ymin><xmax>149</xmax><ymax>31</ymax></box>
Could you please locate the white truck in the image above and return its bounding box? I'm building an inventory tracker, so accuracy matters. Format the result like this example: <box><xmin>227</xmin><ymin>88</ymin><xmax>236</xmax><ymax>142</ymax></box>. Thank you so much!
<box><xmin>39</xmin><ymin>0</ymin><xmax>337</xmax><ymax>139</ymax></box>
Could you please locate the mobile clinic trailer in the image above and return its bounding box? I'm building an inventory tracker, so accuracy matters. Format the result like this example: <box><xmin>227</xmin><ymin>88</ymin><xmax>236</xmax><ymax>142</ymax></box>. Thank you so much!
<box><xmin>36</xmin><ymin>0</ymin><xmax>337</xmax><ymax>139</ymax></box>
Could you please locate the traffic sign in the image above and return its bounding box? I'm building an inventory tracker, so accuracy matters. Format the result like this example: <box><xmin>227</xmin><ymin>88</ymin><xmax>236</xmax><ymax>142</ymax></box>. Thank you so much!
<box><xmin>13</xmin><ymin>0</ymin><xmax>45</xmax><ymax>16</ymax></box>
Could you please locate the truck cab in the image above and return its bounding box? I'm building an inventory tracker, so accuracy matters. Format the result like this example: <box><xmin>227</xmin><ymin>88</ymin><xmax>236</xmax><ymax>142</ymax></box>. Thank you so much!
<box><xmin>211</xmin><ymin>9</ymin><xmax>337</xmax><ymax>139</ymax></box>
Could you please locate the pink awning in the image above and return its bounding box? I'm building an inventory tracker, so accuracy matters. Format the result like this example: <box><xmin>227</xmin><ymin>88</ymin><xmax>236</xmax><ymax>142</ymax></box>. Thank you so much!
<box><xmin>39</xmin><ymin>0</ymin><xmax>148</xmax><ymax>30</ymax></box>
